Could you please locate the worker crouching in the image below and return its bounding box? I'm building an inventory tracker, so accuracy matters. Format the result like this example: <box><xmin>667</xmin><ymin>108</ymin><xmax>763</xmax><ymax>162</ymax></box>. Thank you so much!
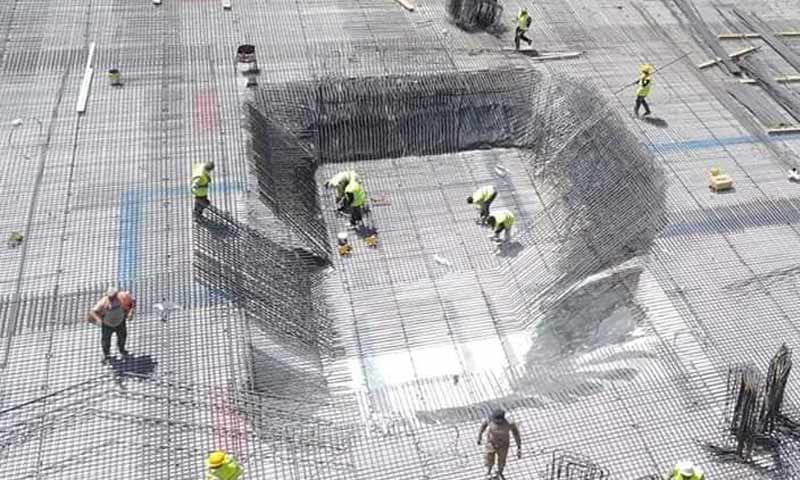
<box><xmin>487</xmin><ymin>210</ymin><xmax>515</xmax><ymax>243</ymax></box>
<box><xmin>205</xmin><ymin>451</ymin><xmax>243</xmax><ymax>480</ymax></box>
<box><xmin>669</xmin><ymin>461</ymin><xmax>704</xmax><ymax>480</ymax></box>
<box><xmin>467</xmin><ymin>185</ymin><xmax>497</xmax><ymax>225</ymax></box>
<box><xmin>326</xmin><ymin>170</ymin><xmax>360</xmax><ymax>206</ymax></box>
<box><xmin>343</xmin><ymin>180</ymin><xmax>367</xmax><ymax>228</ymax></box>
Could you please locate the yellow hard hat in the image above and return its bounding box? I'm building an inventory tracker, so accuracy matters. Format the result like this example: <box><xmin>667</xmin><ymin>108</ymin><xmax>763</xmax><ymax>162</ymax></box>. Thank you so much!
<box><xmin>639</xmin><ymin>63</ymin><xmax>653</xmax><ymax>74</ymax></box>
<box><xmin>207</xmin><ymin>451</ymin><xmax>226</xmax><ymax>468</ymax></box>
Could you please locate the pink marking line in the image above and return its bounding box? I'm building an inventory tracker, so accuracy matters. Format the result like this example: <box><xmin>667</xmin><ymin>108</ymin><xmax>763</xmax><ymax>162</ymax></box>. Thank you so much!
<box><xmin>193</xmin><ymin>88</ymin><xmax>218</xmax><ymax>133</ymax></box>
<box><xmin>212</xmin><ymin>390</ymin><xmax>248</xmax><ymax>456</ymax></box>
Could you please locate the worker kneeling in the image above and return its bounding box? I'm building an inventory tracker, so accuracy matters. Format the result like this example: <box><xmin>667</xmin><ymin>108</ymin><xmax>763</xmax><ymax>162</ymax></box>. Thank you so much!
<box><xmin>669</xmin><ymin>461</ymin><xmax>704</xmax><ymax>480</ymax></box>
<box><xmin>205</xmin><ymin>450</ymin><xmax>243</xmax><ymax>480</ymax></box>
<box><xmin>467</xmin><ymin>185</ymin><xmax>497</xmax><ymax>225</ymax></box>
<box><xmin>487</xmin><ymin>210</ymin><xmax>514</xmax><ymax>243</ymax></box>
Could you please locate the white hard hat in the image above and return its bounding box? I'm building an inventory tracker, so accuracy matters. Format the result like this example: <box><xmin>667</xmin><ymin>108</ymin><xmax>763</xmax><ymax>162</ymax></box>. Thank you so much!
<box><xmin>676</xmin><ymin>461</ymin><xmax>694</xmax><ymax>476</ymax></box>
<box><xmin>106</xmin><ymin>287</ymin><xmax>119</xmax><ymax>298</ymax></box>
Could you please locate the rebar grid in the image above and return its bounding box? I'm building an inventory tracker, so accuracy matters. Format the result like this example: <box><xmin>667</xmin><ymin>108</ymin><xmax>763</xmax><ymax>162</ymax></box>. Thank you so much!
<box><xmin>193</xmin><ymin>206</ymin><xmax>334</xmax><ymax>355</ymax></box>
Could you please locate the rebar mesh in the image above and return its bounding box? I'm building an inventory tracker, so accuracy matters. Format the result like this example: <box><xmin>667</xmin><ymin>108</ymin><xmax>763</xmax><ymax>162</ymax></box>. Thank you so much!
<box><xmin>192</xmin><ymin>207</ymin><xmax>334</xmax><ymax>355</ymax></box>
<box><xmin>447</xmin><ymin>0</ymin><xmax>504</xmax><ymax>33</ymax></box>
<box><xmin>545</xmin><ymin>450</ymin><xmax>610</xmax><ymax>480</ymax></box>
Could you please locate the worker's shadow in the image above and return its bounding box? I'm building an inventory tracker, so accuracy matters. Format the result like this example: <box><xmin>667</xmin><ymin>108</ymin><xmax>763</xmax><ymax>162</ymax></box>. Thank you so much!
<box><xmin>494</xmin><ymin>241</ymin><xmax>524</xmax><ymax>258</ymax></box>
<box><xmin>642</xmin><ymin>116</ymin><xmax>668</xmax><ymax>128</ymax></box>
<box><xmin>109</xmin><ymin>354</ymin><xmax>157</xmax><ymax>378</ymax></box>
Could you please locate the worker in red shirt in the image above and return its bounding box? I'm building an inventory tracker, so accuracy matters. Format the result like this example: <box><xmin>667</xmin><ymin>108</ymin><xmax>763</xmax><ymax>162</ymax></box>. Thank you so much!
<box><xmin>89</xmin><ymin>287</ymin><xmax>136</xmax><ymax>364</ymax></box>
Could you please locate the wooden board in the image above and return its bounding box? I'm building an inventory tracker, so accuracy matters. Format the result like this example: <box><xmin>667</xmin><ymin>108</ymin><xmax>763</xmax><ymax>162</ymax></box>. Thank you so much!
<box><xmin>395</xmin><ymin>0</ymin><xmax>415</xmax><ymax>11</ymax></box>
<box><xmin>719</xmin><ymin>31</ymin><xmax>800</xmax><ymax>40</ymax></box>
<box><xmin>501</xmin><ymin>48</ymin><xmax>583</xmax><ymax>61</ymax></box>
<box><xmin>698</xmin><ymin>46</ymin><xmax>758</xmax><ymax>69</ymax></box>
<box><xmin>767</xmin><ymin>126</ymin><xmax>800</xmax><ymax>135</ymax></box>
<box><xmin>740</xmin><ymin>75</ymin><xmax>800</xmax><ymax>85</ymax></box>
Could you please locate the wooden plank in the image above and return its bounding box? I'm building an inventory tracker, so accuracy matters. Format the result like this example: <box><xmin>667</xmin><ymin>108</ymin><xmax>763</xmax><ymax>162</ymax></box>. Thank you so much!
<box><xmin>719</xmin><ymin>31</ymin><xmax>800</xmax><ymax>40</ymax></box>
<box><xmin>76</xmin><ymin>68</ymin><xmax>94</xmax><ymax>114</ymax></box>
<box><xmin>698</xmin><ymin>46</ymin><xmax>758</xmax><ymax>69</ymax></box>
<box><xmin>153</xmin><ymin>0</ymin><xmax>162</xmax><ymax>4</ymax></box>
<box><xmin>222</xmin><ymin>0</ymin><xmax>231</xmax><ymax>9</ymax></box>
<box><xmin>739</xmin><ymin>75</ymin><xmax>800</xmax><ymax>84</ymax></box>
<box><xmin>732</xmin><ymin>9</ymin><xmax>800</xmax><ymax>73</ymax></box>
<box><xmin>395</xmin><ymin>0</ymin><xmax>415</xmax><ymax>11</ymax></box>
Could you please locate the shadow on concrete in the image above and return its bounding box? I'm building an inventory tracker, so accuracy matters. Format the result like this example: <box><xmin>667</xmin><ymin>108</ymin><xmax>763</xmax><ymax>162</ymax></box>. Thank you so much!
<box><xmin>495</xmin><ymin>241</ymin><xmax>524</xmax><ymax>258</ymax></box>
<box><xmin>642</xmin><ymin>116</ymin><xmax>668</xmax><ymax>128</ymax></box>
<box><xmin>110</xmin><ymin>354</ymin><xmax>157</xmax><ymax>377</ymax></box>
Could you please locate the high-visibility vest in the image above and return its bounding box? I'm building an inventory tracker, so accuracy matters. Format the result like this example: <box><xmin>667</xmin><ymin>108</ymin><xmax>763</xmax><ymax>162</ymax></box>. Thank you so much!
<box><xmin>636</xmin><ymin>74</ymin><xmax>652</xmax><ymax>97</ymax></box>
<box><xmin>192</xmin><ymin>163</ymin><xmax>211</xmax><ymax>198</ymax></box>
<box><xmin>670</xmin><ymin>467</ymin><xmax>704</xmax><ymax>480</ymax></box>
<box><xmin>517</xmin><ymin>12</ymin><xmax>530</xmax><ymax>31</ymax></box>
<box><xmin>492</xmin><ymin>210</ymin><xmax>515</xmax><ymax>229</ymax></box>
<box><xmin>472</xmin><ymin>185</ymin><xmax>496</xmax><ymax>205</ymax></box>
<box><xmin>345</xmin><ymin>181</ymin><xmax>366</xmax><ymax>208</ymax></box>
<box><xmin>205</xmin><ymin>455</ymin><xmax>243</xmax><ymax>480</ymax></box>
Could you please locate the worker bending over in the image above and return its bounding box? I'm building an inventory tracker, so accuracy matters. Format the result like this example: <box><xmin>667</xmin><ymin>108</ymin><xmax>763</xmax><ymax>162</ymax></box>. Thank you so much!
<box><xmin>467</xmin><ymin>185</ymin><xmax>497</xmax><ymax>224</ymax></box>
<box><xmin>477</xmin><ymin>409</ymin><xmax>522</xmax><ymax>480</ymax></box>
<box><xmin>487</xmin><ymin>210</ymin><xmax>515</xmax><ymax>242</ymax></box>
<box><xmin>634</xmin><ymin>64</ymin><xmax>653</xmax><ymax>117</ymax></box>
<box><xmin>192</xmin><ymin>161</ymin><xmax>215</xmax><ymax>218</ymax></box>
<box><xmin>669</xmin><ymin>461</ymin><xmax>704</xmax><ymax>480</ymax></box>
<box><xmin>205</xmin><ymin>450</ymin><xmax>243</xmax><ymax>480</ymax></box>
<box><xmin>343</xmin><ymin>180</ymin><xmax>367</xmax><ymax>228</ymax></box>
<box><xmin>514</xmin><ymin>9</ymin><xmax>533</xmax><ymax>51</ymax></box>
<box><xmin>326</xmin><ymin>170</ymin><xmax>360</xmax><ymax>204</ymax></box>
<box><xmin>89</xmin><ymin>287</ymin><xmax>136</xmax><ymax>364</ymax></box>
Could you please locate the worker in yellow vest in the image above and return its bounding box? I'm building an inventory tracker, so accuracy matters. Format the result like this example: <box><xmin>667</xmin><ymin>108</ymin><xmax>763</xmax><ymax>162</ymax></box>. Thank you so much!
<box><xmin>669</xmin><ymin>461</ymin><xmax>704</xmax><ymax>480</ymax></box>
<box><xmin>635</xmin><ymin>64</ymin><xmax>653</xmax><ymax>117</ymax></box>
<box><xmin>326</xmin><ymin>170</ymin><xmax>360</xmax><ymax>205</ymax></box>
<box><xmin>467</xmin><ymin>185</ymin><xmax>497</xmax><ymax>225</ymax></box>
<box><xmin>487</xmin><ymin>210</ymin><xmax>515</xmax><ymax>242</ymax></box>
<box><xmin>191</xmin><ymin>161</ymin><xmax>215</xmax><ymax>218</ymax></box>
<box><xmin>205</xmin><ymin>451</ymin><xmax>243</xmax><ymax>480</ymax></box>
<box><xmin>344</xmin><ymin>180</ymin><xmax>367</xmax><ymax>228</ymax></box>
<box><xmin>514</xmin><ymin>9</ymin><xmax>533</xmax><ymax>51</ymax></box>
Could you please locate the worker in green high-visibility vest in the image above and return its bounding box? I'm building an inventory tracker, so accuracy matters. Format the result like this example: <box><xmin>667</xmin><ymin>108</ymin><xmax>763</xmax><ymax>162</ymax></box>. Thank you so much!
<box><xmin>487</xmin><ymin>209</ymin><xmax>515</xmax><ymax>243</ymax></box>
<box><xmin>635</xmin><ymin>64</ymin><xmax>653</xmax><ymax>117</ymax></box>
<box><xmin>343</xmin><ymin>180</ymin><xmax>367</xmax><ymax>228</ymax></box>
<box><xmin>205</xmin><ymin>450</ymin><xmax>243</xmax><ymax>480</ymax></box>
<box><xmin>514</xmin><ymin>9</ymin><xmax>533</xmax><ymax>51</ymax></box>
<box><xmin>191</xmin><ymin>161</ymin><xmax>215</xmax><ymax>218</ymax></box>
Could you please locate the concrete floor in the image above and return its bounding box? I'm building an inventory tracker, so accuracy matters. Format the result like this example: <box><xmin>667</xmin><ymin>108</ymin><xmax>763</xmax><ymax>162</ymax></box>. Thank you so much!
<box><xmin>3</xmin><ymin>0</ymin><xmax>800</xmax><ymax>478</ymax></box>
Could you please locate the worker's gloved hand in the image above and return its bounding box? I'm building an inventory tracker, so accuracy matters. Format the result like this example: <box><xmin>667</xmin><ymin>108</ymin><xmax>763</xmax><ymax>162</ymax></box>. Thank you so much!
<box><xmin>516</xmin><ymin>448</ymin><xmax>522</xmax><ymax>459</ymax></box>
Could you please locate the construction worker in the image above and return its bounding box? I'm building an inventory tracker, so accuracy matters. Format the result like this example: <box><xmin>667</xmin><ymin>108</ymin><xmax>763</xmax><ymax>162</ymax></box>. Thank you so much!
<box><xmin>89</xmin><ymin>287</ymin><xmax>136</xmax><ymax>364</ymax></box>
<box><xmin>487</xmin><ymin>210</ymin><xmax>515</xmax><ymax>242</ymax></box>
<box><xmin>669</xmin><ymin>461</ymin><xmax>704</xmax><ymax>480</ymax></box>
<box><xmin>635</xmin><ymin>64</ymin><xmax>653</xmax><ymax>117</ymax></box>
<box><xmin>467</xmin><ymin>185</ymin><xmax>497</xmax><ymax>224</ymax></box>
<box><xmin>477</xmin><ymin>409</ymin><xmax>522</xmax><ymax>480</ymax></box>
<box><xmin>343</xmin><ymin>180</ymin><xmax>367</xmax><ymax>228</ymax></box>
<box><xmin>325</xmin><ymin>170</ymin><xmax>360</xmax><ymax>205</ymax></box>
<box><xmin>192</xmin><ymin>161</ymin><xmax>215</xmax><ymax>218</ymax></box>
<box><xmin>205</xmin><ymin>450</ymin><xmax>243</xmax><ymax>480</ymax></box>
<box><xmin>514</xmin><ymin>9</ymin><xmax>533</xmax><ymax>51</ymax></box>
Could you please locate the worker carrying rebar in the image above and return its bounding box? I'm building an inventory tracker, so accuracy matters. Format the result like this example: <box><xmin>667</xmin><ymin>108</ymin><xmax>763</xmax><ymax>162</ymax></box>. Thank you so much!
<box><xmin>467</xmin><ymin>185</ymin><xmax>498</xmax><ymax>224</ymax></box>
<box><xmin>205</xmin><ymin>450</ymin><xmax>243</xmax><ymax>480</ymax></box>
<box><xmin>514</xmin><ymin>9</ymin><xmax>533</xmax><ymax>51</ymax></box>
<box><xmin>325</xmin><ymin>170</ymin><xmax>360</xmax><ymax>205</ymax></box>
<box><xmin>487</xmin><ymin>210</ymin><xmax>515</xmax><ymax>242</ymax></box>
<box><xmin>89</xmin><ymin>287</ymin><xmax>136</xmax><ymax>364</ymax></box>
<box><xmin>343</xmin><ymin>180</ymin><xmax>367</xmax><ymax>228</ymax></box>
<box><xmin>478</xmin><ymin>409</ymin><xmax>522</xmax><ymax>480</ymax></box>
<box><xmin>192</xmin><ymin>161</ymin><xmax>215</xmax><ymax>218</ymax></box>
<box><xmin>634</xmin><ymin>64</ymin><xmax>653</xmax><ymax>117</ymax></box>
<box><xmin>669</xmin><ymin>461</ymin><xmax>704</xmax><ymax>480</ymax></box>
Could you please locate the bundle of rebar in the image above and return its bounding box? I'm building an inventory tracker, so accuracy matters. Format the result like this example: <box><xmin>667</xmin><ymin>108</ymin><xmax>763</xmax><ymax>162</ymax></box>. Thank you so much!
<box><xmin>727</xmin><ymin>364</ymin><xmax>762</xmax><ymax>460</ymax></box>
<box><xmin>193</xmin><ymin>207</ymin><xmax>335</xmax><ymax>354</ymax></box>
<box><xmin>546</xmin><ymin>450</ymin><xmax>609</xmax><ymax>479</ymax></box>
<box><xmin>447</xmin><ymin>0</ymin><xmax>503</xmax><ymax>32</ymax></box>
<box><xmin>761</xmin><ymin>344</ymin><xmax>792</xmax><ymax>434</ymax></box>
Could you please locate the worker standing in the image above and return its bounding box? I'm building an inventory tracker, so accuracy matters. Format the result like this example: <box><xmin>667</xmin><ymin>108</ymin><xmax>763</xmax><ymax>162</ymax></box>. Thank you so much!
<box><xmin>514</xmin><ymin>9</ymin><xmax>533</xmax><ymax>51</ymax></box>
<box><xmin>477</xmin><ymin>409</ymin><xmax>522</xmax><ymax>480</ymax></box>
<box><xmin>89</xmin><ymin>287</ymin><xmax>136</xmax><ymax>364</ymax></box>
<box><xmin>668</xmin><ymin>461</ymin><xmax>704</xmax><ymax>479</ymax></box>
<box><xmin>325</xmin><ymin>170</ymin><xmax>360</xmax><ymax>206</ymax></box>
<box><xmin>487</xmin><ymin>210</ymin><xmax>515</xmax><ymax>242</ymax></box>
<box><xmin>343</xmin><ymin>180</ymin><xmax>367</xmax><ymax>228</ymax></box>
<box><xmin>205</xmin><ymin>451</ymin><xmax>243</xmax><ymax>480</ymax></box>
<box><xmin>467</xmin><ymin>185</ymin><xmax>497</xmax><ymax>225</ymax></box>
<box><xmin>192</xmin><ymin>161</ymin><xmax>215</xmax><ymax>218</ymax></box>
<box><xmin>634</xmin><ymin>64</ymin><xmax>653</xmax><ymax>117</ymax></box>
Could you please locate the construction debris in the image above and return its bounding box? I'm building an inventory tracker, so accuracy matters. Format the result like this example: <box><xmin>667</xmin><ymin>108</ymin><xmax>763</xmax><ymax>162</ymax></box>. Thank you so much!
<box><xmin>732</xmin><ymin>9</ymin><xmax>800</xmax><ymax>73</ymax></box>
<box><xmin>697</xmin><ymin>46</ymin><xmax>758</xmax><ymax>69</ymax></box>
